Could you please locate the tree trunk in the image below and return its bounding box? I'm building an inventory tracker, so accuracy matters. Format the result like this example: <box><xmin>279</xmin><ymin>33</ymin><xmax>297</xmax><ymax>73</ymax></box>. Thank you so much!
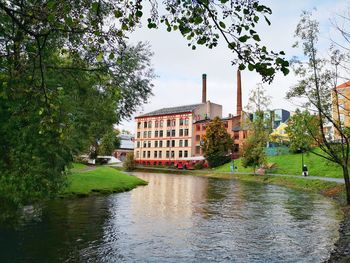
<box><xmin>342</xmin><ymin>165</ymin><xmax>350</xmax><ymax>205</ymax></box>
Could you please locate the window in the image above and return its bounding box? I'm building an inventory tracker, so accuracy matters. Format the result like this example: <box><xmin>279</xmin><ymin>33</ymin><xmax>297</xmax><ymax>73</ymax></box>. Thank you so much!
<box><xmin>155</xmin><ymin>121</ymin><xmax>159</xmax><ymax>128</ymax></box>
<box><xmin>137</xmin><ymin>122</ymin><xmax>141</xmax><ymax>129</ymax></box>
<box><xmin>196</xmin><ymin>135</ymin><xmax>200</xmax><ymax>141</ymax></box>
<box><xmin>155</xmin><ymin>141</ymin><xmax>158</xmax><ymax>147</ymax></box>
<box><xmin>159</xmin><ymin>141</ymin><xmax>163</xmax><ymax>147</ymax></box>
<box><xmin>179</xmin><ymin>150</ymin><xmax>183</xmax><ymax>158</ymax></box>
<box><xmin>184</xmin><ymin>150</ymin><xmax>188</xmax><ymax>157</ymax></box>
<box><xmin>154</xmin><ymin>151</ymin><xmax>158</xmax><ymax>158</ymax></box>
<box><xmin>143</xmin><ymin>141</ymin><xmax>147</xmax><ymax>148</ymax></box>
<box><xmin>167</xmin><ymin>130</ymin><xmax>171</xmax><ymax>137</ymax></box>
<box><xmin>147</xmin><ymin>151</ymin><xmax>151</xmax><ymax>158</ymax></box>
<box><xmin>202</xmin><ymin>125</ymin><xmax>206</xmax><ymax>131</ymax></box>
<box><xmin>184</xmin><ymin>129</ymin><xmax>189</xmax><ymax>136</ymax></box>
<box><xmin>171</xmin><ymin>151</ymin><xmax>175</xmax><ymax>158</ymax></box>
<box><xmin>155</xmin><ymin>131</ymin><xmax>159</xmax><ymax>137</ymax></box>
<box><xmin>159</xmin><ymin>130</ymin><xmax>164</xmax><ymax>137</ymax></box>
<box><xmin>224</xmin><ymin>122</ymin><xmax>228</xmax><ymax>128</ymax></box>
<box><xmin>137</xmin><ymin>141</ymin><xmax>140</xmax><ymax>148</ymax></box>
<box><xmin>148</xmin><ymin>131</ymin><xmax>152</xmax><ymax>138</ymax></box>
<box><xmin>137</xmin><ymin>132</ymin><xmax>140</xmax><ymax>138</ymax></box>
<box><xmin>180</xmin><ymin>118</ymin><xmax>184</xmax><ymax>125</ymax></box>
<box><xmin>171</xmin><ymin>119</ymin><xmax>176</xmax><ymax>126</ymax></box>
<box><xmin>179</xmin><ymin>129</ymin><xmax>183</xmax><ymax>136</ymax></box>
<box><xmin>171</xmin><ymin>129</ymin><xmax>176</xmax><ymax>136</ymax></box>
<box><xmin>159</xmin><ymin>151</ymin><xmax>162</xmax><ymax>158</ymax></box>
<box><xmin>148</xmin><ymin>121</ymin><xmax>152</xmax><ymax>128</ymax></box>
<box><xmin>143</xmin><ymin>151</ymin><xmax>146</xmax><ymax>158</ymax></box>
<box><xmin>136</xmin><ymin>151</ymin><xmax>140</xmax><ymax>158</ymax></box>
<box><xmin>143</xmin><ymin>131</ymin><xmax>147</xmax><ymax>138</ymax></box>
<box><xmin>195</xmin><ymin>146</ymin><xmax>200</xmax><ymax>154</ymax></box>
<box><xmin>166</xmin><ymin>151</ymin><xmax>170</xmax><ymax>158</ymax></box>
<box><xmin>196</xmin><ymin>125</ymin><xmax>200</xmax><ymax>131</ymax></box>
<box><xmin>185</xmin><ymin>119</ymin><xmax>189</xmax><ymax>125</ymax></box>
<box><xmin>179</xmin><ymin>140</ymin><xmax>183</xmax><ymax>147</ymax></box>
<box><xmin>167</xmin><ymin>119</ymin><xmax>171</xmax><ymax>127</ymax></box>
<box><xmin>148</xmin><ymin>141</ymin><xmax>151</xmax><ymax>148</ymax></box>
<box><xmin>160</xmin><ymin>120</ymin><xmax>163</xmax><ymax>127</ymax></box>
<box><xmin>234</xmin><ymin>131</ymin><xmax>239</xmax><ymax>140</ymax></box>
<box><xmin>166</xmin><ymin>140</ymin><xmax>170</xmax><ymax>147</ymax></box>
<box><xmin>184</xmin><ymin>140</ymin><xmax>188</xmax><ymax>147</ymax></box>
<box><xmin>144</xmin><ymin>121</ymin><xmax>147</xmax><ymax>128</ymax></box>
<box><xmin>171</xmin><ymin>140</ymin><xmax>175</xmax><ymax>147</ymax></box>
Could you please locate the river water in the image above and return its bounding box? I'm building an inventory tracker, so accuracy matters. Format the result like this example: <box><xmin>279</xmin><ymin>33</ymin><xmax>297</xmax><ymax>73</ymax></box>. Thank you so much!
<box><xmin>0</xmin><ymin>173</ymin><xmax>341</xmax><ymax>263</ymax></box>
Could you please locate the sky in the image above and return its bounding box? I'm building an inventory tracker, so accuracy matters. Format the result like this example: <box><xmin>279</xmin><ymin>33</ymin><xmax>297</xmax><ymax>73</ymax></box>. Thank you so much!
<box><xmin>118</xmin><ymin>0</ymin><xmax>350</xmax><ymax>132</ymax></box>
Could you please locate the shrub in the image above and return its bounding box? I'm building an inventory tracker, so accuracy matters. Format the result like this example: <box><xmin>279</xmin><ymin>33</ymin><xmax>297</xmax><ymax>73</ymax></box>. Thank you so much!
<box><xmin>194</xmin><ymin>162</ymin><xmax>204</xmax><ymax>170</ymax></box>
<box><xmin>123</xmin><ymin>152</ymin><xmax>136</xmax><ymax>171</ymax></box>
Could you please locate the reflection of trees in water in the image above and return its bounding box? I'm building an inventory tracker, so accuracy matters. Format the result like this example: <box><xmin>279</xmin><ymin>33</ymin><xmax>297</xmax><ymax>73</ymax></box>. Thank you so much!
<box><xmin>283</xmin><ymin>190</ymin><xmax>315</xmax><ymax>221</ymax></box>
<box><xmin>0</xmin><ymin>197</ymin><xmax>111</xmax><ymax>263</ymax></box>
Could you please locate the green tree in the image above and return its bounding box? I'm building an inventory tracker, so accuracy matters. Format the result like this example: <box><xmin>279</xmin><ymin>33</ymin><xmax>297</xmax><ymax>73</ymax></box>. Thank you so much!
<box><xmin>202</xmin><ymin>117</ymin><xmax>233</xmax><ymax>167</ymax></box>
<box><xmin>123</xmin><ymin>152</ymin><xmax>136</xmax><ymax>171</ymax></box>
<box><xmin>241</xmin><ymin>84</ymin><xmax>270</xmax><ymax>173</ymax></box>
<box><xmin>287</xmin><ymin>11</ymin><xmax>350</xmax><ymax>204</ymax></box>
<box><xmin>285</xmin><ymin>109</ymin><xmax>319</xmax><ymax>153</ymax></box>
<box><xmin>99</xmin><ymin>129</ymin><xmax>121</xmax><ymax>156</ymax></box>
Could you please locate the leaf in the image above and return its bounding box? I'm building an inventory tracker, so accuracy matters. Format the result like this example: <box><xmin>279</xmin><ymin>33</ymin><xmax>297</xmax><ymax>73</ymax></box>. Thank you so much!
<box><xmin>248</xmin><ymin>64</ymin><xmax>254</xmax><ymax>71</ymax></box>
<box><xmin>254</xmin><ymin>16</ymin><xmax>259</xmax><ymax>23</ymax></box>
<box><xmin>91</xmin><ymin>2</ymin><xmax>99</xmax><ymax>12</ymax></box>
<box><xmin>114</xmin><ymin>10</ymin><xmax>123</xmax><ymax>18</ymax></box>
<box><xmin>96</xmin><ymin>52</ymin><xmax>103</xmax><ymax>62</ymax></box>
<box><xmin>228</xmin><ymin>42</ymin><xmax>236</xmax><ymax>50</ymax></box>
<box><xmin>219</xmin><ymin>21</ymin><xmax>226</xmax><ymax>29</ymax></box>
<box><xmin>109</xmin><ymin>53</ymin><xmax>115</xmax><ymax>60</ymax></box>
<box><xmin>264</xmin><ymin>15</ymin><xmax>271</xmax><ymax>26</ymax></box>
<box><xmin>136</xmin><ymin>10</ymin><xmax>143</xmax><ymax>17</ymax></box>
<box><xmin>238</xmin><ymin>35</ymin><xmax>249</xmax><ymax>43</ymax></box>
<box><xmin>252</xmin><ymin>34</ymin><xmax>261</xmax><ymax>41</ymax></box>
<box><xmin>239</xmin><ymin>64</ymin><xmax>246</xmax><ymax>70</ymax></box>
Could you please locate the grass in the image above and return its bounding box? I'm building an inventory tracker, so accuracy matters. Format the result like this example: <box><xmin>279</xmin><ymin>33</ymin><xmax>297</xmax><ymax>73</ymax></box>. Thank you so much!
<box><xmin>214</xmin><ymin>150</ymin><xmax>344</xmax><ymax>178</ymax></box>
<box><xmin>64</xmin><ymin>166</ymin><xmax>147</xmax><ymax>196</ymax></box>
<box><xmin>69</xmin><ymin>162</ymin><xmax>88</xmax><ymax>172</ymax></box>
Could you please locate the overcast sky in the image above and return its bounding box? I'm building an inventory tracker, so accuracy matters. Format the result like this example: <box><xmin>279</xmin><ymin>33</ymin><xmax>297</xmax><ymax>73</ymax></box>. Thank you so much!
<box><xmin>118</xmin><ymin>0</ymin><xmax>350</xmax><ymax>132</ymax></box>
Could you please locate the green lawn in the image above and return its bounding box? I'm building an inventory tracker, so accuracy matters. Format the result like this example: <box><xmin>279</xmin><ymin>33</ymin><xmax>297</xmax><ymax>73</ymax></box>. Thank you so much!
<box><xmin>214</xmin><ymin>150</ymin><xmax>344</xmax><ymax>178</ymax></box>
<box><xmin>65</xmin><ymin>166</ymin><xmax>147</xmax><ymax>196</ymax></box>
<box><xmin>69</xmin><ymin>162</ymin><xmax>88</xmax><ymax>172</ymax></box>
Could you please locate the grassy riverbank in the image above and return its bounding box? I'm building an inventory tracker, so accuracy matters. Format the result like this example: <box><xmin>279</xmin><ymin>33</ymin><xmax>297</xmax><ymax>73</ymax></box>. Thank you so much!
<box><xmin>214</xmin><ymin>150</ymin><xmax>344</xmax><ymax>178</ymax></box>
<box><xmin>65</xmin><ymin>165</ymin><xmax>147</xmax><ymax>197</ymax></box>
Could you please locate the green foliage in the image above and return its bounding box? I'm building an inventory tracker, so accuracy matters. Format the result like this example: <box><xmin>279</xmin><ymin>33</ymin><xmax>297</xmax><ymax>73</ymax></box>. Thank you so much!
<box><xmin>99</xmin><ymin>129</ymin><xmax>121</xmax><ymax>156</ymax></box>
<box><xmin>0</xmin><ymin>1</ymin><xmax>154</xmax><ymax>209</ymax></box>
<box><xmin>123</xmin><ymin>152</ymin><xmax>136</xmax><ymax>171</ymax></box>
<box><xmin>194</xmin><ymin>162</ymin><xmax>204</xmax><ymax>170</ymax></box>
<box><xmin>202</xmin><ymin>117</ymin><xmax>233</xmax><ymax>167</ymax></box>
<box><xmin>241</xmin><ymin>133</ymin><xmax>267</xmax><ymax>172</ymax></box>
<box><xmin>285</xmin><ymin>109</ymin><xmax>319</xmax><ymax>153</ymax></box>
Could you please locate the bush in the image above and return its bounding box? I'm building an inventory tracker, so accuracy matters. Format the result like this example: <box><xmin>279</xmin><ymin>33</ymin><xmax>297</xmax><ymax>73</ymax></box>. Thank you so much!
<box><xmin>123</xmin><ymin>152</ymin><xmax>136</xmax><ymax>171</ymax></box>
<box><xmin>194</xmin><ymin>162</ymin><xmax>204</xmax><ymax>170</ymax></box>
<box><xmin>207</xmin><ymin>155</ymin><xmax>231</xmax><ymax>168</ymax></box>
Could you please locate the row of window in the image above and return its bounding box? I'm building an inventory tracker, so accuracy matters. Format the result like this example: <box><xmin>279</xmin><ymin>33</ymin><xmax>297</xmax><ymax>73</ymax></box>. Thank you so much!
<box><xmin>136</xmin><ymin>129</ymin><xmax>189</xmax><ymax>138</ymax></box>
<box><xmin>137</xmin><ymin>118</ymin><xmax>190</xmax><ymax>129</ymax></box>
<box><xmin>136</xmin><ymin>150</ymin><xmax>189</xmax><ymax>159</ymax></box>
<box><xmin>136</xmin><ymin>139</ymin><xmax>189</xmax><ymax>148</ymax></box>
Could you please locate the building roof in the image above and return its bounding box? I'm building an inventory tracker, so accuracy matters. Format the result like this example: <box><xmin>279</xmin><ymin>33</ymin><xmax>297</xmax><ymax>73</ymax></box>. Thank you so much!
<box><xmin>119</xmin><ymin>134</ymin><xmax>134</xmax><ymax>150</ymax></box>
<box><xmin>336</xmin><ymin>81</ymin><xmax>350</xmax><ymax>89</ymax></box>
<box><xmin>137</xmin><ymin>103</ymin><xmax>202</xmax><ymax>118</ymax></box>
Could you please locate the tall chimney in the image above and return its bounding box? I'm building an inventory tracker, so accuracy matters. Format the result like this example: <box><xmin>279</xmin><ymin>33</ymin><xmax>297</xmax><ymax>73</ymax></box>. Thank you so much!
<box><xmin>202</xmin><ymin>73</ymin><xmax>207</xmax><ymax>103</ymax></box>
<box><xmin>237</xmin><ymin>69</ymin><xmax>242</xmax><ymax>116</ymax></box>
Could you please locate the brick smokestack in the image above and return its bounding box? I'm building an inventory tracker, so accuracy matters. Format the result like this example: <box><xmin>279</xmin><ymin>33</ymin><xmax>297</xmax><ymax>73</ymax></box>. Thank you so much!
<box><xmin>202</xmin><ymin>73</ymin><xmax>207</xmax><ymax>103</ymax></box>
<box><xmin>237</xmin><ymin>69</ymin><xmax>242</xmax><ymax>116</ymax></box>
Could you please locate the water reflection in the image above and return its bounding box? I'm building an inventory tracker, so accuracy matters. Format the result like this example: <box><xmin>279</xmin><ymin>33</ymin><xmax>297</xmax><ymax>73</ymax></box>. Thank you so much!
<box><xmin>0</xmin><ymin>173</ymin><xmax>341</xmax><ymax>263</ymax></box>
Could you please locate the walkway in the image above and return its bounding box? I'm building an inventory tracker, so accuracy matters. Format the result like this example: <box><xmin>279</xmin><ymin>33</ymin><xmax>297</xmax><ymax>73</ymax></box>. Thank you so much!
<box><xmin>135</xmin><ymin>166</ymin><xmax>345</xmax><ymax>184</ymax></box>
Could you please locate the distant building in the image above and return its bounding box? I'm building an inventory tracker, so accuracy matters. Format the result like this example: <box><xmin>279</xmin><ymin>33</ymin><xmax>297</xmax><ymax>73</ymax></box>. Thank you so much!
<box><xmin>134</xmin><ymin>71</ymin><xmax>251</xmax><ymax>166</ymax></box>
<box><xmin>114</xmin><ymin>134</ymin><xmax>134</xmax><ymax>161</ymax></box>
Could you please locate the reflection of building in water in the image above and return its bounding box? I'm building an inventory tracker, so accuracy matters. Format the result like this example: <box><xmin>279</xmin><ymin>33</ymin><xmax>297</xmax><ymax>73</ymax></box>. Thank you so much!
<box><xmin>130</xmin><ymin>173</ymin><xmax>208</xmax><ymax>219</ymax></box>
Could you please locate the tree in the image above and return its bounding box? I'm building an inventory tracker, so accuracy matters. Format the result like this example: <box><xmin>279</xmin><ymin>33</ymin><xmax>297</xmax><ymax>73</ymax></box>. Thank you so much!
<box><xmin>0</xmin><ymin>1</ymin><xmax>155</xmax><ymax>212</ymax></box>
<box><xmin>241</xmin><ymin>84</ymin><xmax>270</xmax><ymax>173</ymax></box>
<box><xmin>202</xmin><ymin>117</ymin><xmax>233</xmax><ymax>168</ymax></box>
<box><xmin>287</xmin><ymin>11</ymin><xmax>350</xmax><ymax>204</ymax></box>
<box><xmin>99</xmin><ymin>129</ymin><xmax>121</xmax><ymax>156</ymax></box>
<box><xmin>123</xmin><ymin>152</ymin><xmax>136</xmax><ymax>171</ymax></box>
<box><xmin>285</xmin><ymin>109</ymin><xmax>319</xmax><ymax>153</ymax></box>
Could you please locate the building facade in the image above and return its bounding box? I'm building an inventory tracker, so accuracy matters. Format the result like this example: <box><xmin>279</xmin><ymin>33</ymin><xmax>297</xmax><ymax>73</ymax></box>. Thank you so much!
<box><xmin>332</xmin><ymin>80</ymin><xmax>350</xmax><ymax>140</ymax></box>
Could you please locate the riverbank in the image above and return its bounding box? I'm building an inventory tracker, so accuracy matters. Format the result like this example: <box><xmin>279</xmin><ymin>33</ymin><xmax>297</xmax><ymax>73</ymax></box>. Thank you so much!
<box><xmin>64</xmin><ymin>166</ymin><xmax>147</xmax><ymax>197</ymax></box>
<box><xmin>134</xmin><ymin>166</ymin><xmax>349</xmax><ymax>262</ymax></box>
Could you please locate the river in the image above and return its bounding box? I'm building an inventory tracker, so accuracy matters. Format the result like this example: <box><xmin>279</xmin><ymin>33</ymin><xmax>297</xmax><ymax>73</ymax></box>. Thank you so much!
<box><xmin>0</xmin><ymin>173</ymin><xmax>341</xmax><ymax>262</ymax></box>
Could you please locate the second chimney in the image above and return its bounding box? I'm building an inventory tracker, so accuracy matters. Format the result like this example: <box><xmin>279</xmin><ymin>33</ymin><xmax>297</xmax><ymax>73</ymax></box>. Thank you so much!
<box><xmin>202</xmin><ymin>73</ymin><xmax>207</xmax><ymax>103</ymax></box>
